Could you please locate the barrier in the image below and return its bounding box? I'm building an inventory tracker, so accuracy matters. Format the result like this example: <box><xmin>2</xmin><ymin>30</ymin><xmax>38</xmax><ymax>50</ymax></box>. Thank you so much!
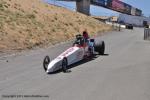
<box><xmin>144</xmin><ymin>28</ymin><xmax>150</xmax><ymax>40</ymax></box>
<box><xmin>126</xmin><ymin>24</ymin><xmax>133</xmax><ymax>29</ymax></box>
<box><xmin>105</xmin><ymin>22</ymin><xmax>126</xmax><ymax>28</ymax></box>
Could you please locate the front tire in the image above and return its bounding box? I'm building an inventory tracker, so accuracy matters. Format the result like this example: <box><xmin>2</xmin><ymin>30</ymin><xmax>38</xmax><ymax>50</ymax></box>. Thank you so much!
<box><xmin>62</xmin><ymin>58</ymin><xmax>68</xmax><ymax>72</ymax></box>
<box><xmin>43</xmin><ymin>56</ymin><xmax>50</xmax><ymax>72</ymax></box>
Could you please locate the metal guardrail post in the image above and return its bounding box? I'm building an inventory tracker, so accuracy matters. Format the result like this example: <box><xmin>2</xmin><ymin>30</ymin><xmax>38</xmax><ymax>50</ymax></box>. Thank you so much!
<box><xmin>147</xmin><ymin>29</ymin><xmax>150</xmax><ymax>39</ymax></box>
<box><xmin>144</xmin><ymin>28</ymin><xmax>146</xmax><ymax>40</ymax></box>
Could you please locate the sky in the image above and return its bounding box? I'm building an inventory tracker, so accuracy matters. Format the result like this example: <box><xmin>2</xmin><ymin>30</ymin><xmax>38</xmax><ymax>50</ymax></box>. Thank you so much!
<box><xmin>45</xmin><ymin>0</ymin><xmax>150</xmax><ymax>17</ymax></box>
<box><xmin>122</xmin><ymin>0</ymin><xmax>150</xmax><ymax>16</ymax></box>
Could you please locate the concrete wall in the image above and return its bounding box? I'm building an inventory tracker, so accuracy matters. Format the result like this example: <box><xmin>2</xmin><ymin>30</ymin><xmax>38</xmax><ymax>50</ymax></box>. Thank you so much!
<box><xmin>76</xmin><ymin>0</ymin><xmax>90</xmax><ymax>15</ymax></box>
<box><xmin>118</xmin><ymin>14</ymin><xmax>150</xmax><ymax>27</ymax></box>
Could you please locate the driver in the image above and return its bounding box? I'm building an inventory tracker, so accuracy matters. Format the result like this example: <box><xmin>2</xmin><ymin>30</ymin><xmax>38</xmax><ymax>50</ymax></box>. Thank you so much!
<box><xmin>82</xmin><ymin>30</ymin><xmax>94</xmax><ymax>55</ymax></box>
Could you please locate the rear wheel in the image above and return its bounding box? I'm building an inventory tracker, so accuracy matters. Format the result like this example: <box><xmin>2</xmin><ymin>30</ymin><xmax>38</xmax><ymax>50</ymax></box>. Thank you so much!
<box><xmin>94</xmin><ymin>40</ymin><xmax>105</xmax><ymax>55</ymax></box>
<box><xmin>43</xmin><ymin>56</ymin><xmax>50</xmax><ymax>71</ymax></box>
<box><xmin>62</xmin><ymin>58</ymin><xmax>68</xmax><ymax>72</ymax></box>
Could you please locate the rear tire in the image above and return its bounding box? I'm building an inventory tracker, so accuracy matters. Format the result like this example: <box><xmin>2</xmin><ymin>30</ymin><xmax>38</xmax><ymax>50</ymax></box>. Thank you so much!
<box><xmin>62</xmin><ymin>58</ymin><xmax>68</xmax><ymax>72</ymax></box>
<box><xmin>43</xmin><ymin>56</ymin><xmax>50</xmax><ymax>72</ymax></box>
<box><xmin>94</xmin><ymin>40</ymin><xmax>105</xmax><ymax>55</ymax></box>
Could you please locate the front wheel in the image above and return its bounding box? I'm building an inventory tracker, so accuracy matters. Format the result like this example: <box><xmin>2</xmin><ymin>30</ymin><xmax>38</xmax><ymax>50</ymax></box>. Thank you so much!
<box><xmin>62</xmin><ymin>58</ymin><xmax>68</xmax><ymax>72</ymax></box>
<box><xmin>43</xmin><ymin>56</ymin><xmax>50</xmax><ymax>72</ymax></box>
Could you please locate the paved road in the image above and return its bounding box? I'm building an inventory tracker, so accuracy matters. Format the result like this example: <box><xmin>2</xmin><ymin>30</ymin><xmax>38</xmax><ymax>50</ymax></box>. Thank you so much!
<box><xmin>0</xmin><ymin>28</ymin><xmax>150</xmax><ymax>100</ymax></box>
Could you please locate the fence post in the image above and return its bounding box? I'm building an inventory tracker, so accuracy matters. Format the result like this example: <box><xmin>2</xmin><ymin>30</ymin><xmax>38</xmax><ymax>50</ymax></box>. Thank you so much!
<box><xmin>144</xmin><ymin>28</ymin><xmax>145</xmax><ymax>40</ymax></box>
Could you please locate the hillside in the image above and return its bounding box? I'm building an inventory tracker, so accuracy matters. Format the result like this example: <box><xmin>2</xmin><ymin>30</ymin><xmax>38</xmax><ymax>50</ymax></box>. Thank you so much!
<box><xmin>0</xmin><ymin>0</ymin><xmax>112</xmax><ymax>53</ymax></box>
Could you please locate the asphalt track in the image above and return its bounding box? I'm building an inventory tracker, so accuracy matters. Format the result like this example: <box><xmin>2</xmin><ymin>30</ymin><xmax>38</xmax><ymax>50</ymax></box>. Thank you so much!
<box><xmin>0</xmin><ymin>28</ymin><xmax>150</xmax><ymax>100</ymax></box>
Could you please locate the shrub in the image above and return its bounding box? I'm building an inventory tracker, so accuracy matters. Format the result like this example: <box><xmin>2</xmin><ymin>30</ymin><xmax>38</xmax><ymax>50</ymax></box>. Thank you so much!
<box><xmin>26</xmin><ymin>14</ymin><xmax>36</xmax><ymax>19</ymax></box>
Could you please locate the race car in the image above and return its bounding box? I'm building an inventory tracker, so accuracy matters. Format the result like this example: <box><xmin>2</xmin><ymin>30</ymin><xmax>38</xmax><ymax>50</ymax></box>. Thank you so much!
<box><xmin>43</xmin><ymin>34</ymin><xmax>105</xmax><ymax>74</ymax></box>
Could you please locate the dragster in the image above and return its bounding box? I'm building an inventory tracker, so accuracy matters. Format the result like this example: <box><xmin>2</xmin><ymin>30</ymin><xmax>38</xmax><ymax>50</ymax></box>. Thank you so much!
<box><xmin>43</xmin><ymin>34</ymin><xmax>105</xmax><ymax>73</ymax></box>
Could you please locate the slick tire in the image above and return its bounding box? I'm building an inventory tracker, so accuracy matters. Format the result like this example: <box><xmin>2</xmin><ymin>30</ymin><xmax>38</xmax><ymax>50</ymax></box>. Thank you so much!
<box><xmin>94</xmin><ymin>40</ymin><xmax>105</xmax><ymax>55</ymax></box>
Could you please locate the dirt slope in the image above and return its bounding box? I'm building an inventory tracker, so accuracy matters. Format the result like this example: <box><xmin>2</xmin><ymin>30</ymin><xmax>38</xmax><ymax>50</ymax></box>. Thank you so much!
<box><xmin>0</xmin><ymin>0</ymin><xmax>112</xmax><ymax>53</ymax></box>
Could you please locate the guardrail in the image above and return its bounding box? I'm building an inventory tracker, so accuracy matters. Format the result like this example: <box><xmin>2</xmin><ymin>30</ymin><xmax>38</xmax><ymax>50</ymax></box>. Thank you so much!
<box><xmin>144</xmin><ymin>28</ymin><xmax>150</xmax><ymax>40</ymax></box>
<box><xmin>105</xmin><ymin>21</ymin><xmax>126</xmax><ymax>31</ymax></box>
<box><xmin>105</xmin><ymin>22</ymin><xmax>126</xmax><ymax>28</ymax></box>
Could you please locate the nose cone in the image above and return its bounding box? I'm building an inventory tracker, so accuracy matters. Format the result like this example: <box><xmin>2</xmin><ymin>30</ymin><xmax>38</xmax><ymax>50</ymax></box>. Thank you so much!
<box><xmin>46</xmin><ymin>62</ymin><xmax>56</xmax><ymax>73</ymax></box>
<box><xmin>46</xmin><ymin>59</ymin><xmax>61</xmax><ymax>73</ymax></box>
<box><xmin>46</xmin><ymin>67</ymin><xmax>53</xmax><ymax>74</ymax></box>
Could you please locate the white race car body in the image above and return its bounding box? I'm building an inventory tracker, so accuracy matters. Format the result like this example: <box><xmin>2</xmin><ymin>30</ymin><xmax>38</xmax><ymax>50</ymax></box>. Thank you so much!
<box><xmin>43</xmin><ymin>34</ymin><xmax>105</xmax><ymax>74</ymax></box>
<box><xmin>46</xmin><ymin>46</ymin><xmax>88</xmax><ymax>73</ymax></box>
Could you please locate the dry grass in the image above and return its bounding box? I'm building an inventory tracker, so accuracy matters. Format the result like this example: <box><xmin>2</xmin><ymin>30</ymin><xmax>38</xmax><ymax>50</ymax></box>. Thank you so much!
<box><xmin>0</xmin><ymin>0</ymin><xmax>112</xmax><ymax>53</ymax></box>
